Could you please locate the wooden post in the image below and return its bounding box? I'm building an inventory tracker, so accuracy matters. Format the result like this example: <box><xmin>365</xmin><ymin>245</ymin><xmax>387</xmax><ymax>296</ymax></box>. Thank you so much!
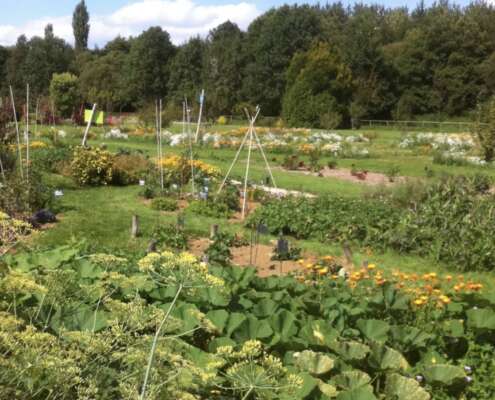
<box><xmin>210</xmin><ymin>224</ymin><xmax>219</xmax><ymax>239</ymax></box>
<box><xmin>131</xmin><ymin>215</ymin><xmax>140</xmax><ymax>238</ymax></box>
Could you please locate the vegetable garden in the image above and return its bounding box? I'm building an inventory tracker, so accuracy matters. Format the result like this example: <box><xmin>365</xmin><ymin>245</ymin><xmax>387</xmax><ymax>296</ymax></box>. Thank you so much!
<box><xmin>2</xmin><ymin>114</ymin><xmax>495</xmax><ymax>399</ymax></box>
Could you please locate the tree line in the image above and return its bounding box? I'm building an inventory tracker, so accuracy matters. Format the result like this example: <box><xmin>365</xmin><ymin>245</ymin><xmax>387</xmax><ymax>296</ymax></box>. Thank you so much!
<box><xmin>0</xmin><ymin>0</ymin><xmax>495</xmax><ymax>128</ymax></box>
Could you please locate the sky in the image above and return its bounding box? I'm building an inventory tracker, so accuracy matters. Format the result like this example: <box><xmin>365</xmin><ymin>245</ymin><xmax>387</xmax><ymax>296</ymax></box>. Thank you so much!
<box><xmin>0</xmin><ymin>0</ymin><xmax>479</xmax><ymax>47</ymax></box>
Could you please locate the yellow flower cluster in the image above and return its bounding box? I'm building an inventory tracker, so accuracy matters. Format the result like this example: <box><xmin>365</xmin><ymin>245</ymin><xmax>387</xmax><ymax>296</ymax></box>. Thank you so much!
<box><xmin>9</xmin><ymin>141</ymin><xmax>49</xmax><ymax>151</ymax></box>
<box><xmin>298</xmin><ymin>143</ymin><xmax>316</xmax><ymax>154</ymax></box>
<box><xmin>0</xmin><ymin>212</ymin><xmax>32</xmax><ymax>255</ymax></box>
<box><xmin>295</xmin><ymin>255</ymin><xmax>484</xmax><ymax>310</ymax></box>
<box><xmin>71</xmin><ymin>146</ymin><xmax>114</xmax><ymax>186</ymax></box>
<box><xmin>138</xmin><ymin>251</ymin><xmax>225</xmax><ymax>290</ymax></box>
<box><xmin>296</xmin><ymin>255</ymin><xmax>341</xmax><ymax>282</ymax></box>
<box><xmin>157</xmin><ymin>154</ymin><xmax>220</xmax><ymax>177</ymax></box>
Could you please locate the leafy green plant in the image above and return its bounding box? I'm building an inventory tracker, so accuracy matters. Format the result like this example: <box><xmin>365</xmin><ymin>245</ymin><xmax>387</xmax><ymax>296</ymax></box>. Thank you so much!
<box><xmin>188</xmin><ymin>199</ymin><xmax>232</xmax><ymax>218</ymax></box>
<box><xmin>150</xmin><ymin>196</ymin><xmax>178</xmax><ymax>212</ymax></box>
<box><xmin>152</xmin><ymin>223</ymin><xmax>188</xmax><ymax>250</ymax></box>
<box><xmin>206</xmin><ymin>231</ymin><xmax>233</xmax><ymax>266</ymax></box>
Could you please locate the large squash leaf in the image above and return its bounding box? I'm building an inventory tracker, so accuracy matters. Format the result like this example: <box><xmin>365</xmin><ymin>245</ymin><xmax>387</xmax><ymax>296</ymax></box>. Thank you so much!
<box><xmin>294</xmin><ymin>350</ymin><xmax>335</xmax><ymax>376</ymax></box>
<box><xmin>356</xmin><ymin>319</ymin><xmax>390</xmax><ymax>342</ymax></box>
<box><xmin>384</xmin><ymin>373</ymin><xmax>430</xmax><ymax>400</ymax></box>
<box><xmin>423</xmin><ymin>364</ymin><xmax>466</xmax><ymax>386</ymax></box>
<box><xmin>368</xmin><ymin>342</ymin><xmax>409</xmax><ymax>371</ymax></box>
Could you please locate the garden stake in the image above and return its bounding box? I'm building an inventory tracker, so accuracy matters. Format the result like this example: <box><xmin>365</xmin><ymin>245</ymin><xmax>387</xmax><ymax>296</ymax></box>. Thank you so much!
<box><xmin>194</xmin><ymin>89</ymin><xmax>205</xmax><ymax>143</ymax></box>
<box><xmin>185</xmin><ymin>97</ymin><xmax>196</xmax><ymax>195</ymax></box>
<box><xmin>25</xmin><ymin>83</ymin><xmax>30</xmax><ymax>184</ymax></box>
<box><xmin>9</xmin><ymin>85</ymin><xmax>23</xmax><ymax>179</ymax></box>
<box><xmin>82</xmin><ymin>103</ymin><xmax>97</xmax><ymax>147</ymax></box>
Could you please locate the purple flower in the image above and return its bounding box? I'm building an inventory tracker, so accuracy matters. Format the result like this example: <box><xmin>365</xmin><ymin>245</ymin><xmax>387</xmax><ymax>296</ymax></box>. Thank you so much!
<box><xmin>416</xmin><ymin>375</ymin><xmax>424</xmax><ymax>383</ymax></box>
<box><xmin>465</xmin><ymin>376</ymin><xmax>473</xmax><ymax>383</ymax></box>
<box><xmin>464</xmin><ymin>366</ymin><xmax>472</xmax><ymax>374</ymax></box>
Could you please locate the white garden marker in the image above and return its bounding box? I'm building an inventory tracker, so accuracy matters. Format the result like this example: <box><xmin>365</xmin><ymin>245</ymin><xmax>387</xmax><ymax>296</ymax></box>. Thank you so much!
<box><xmin>9</xmin><ymin>85</ymin><xmax>23</xmax><ymax>179</ymax></box>
<box><xmin>82</xmin><ymin>103</ymin><xmax>97</xmax><ymax>147</ymax></box>
<box><xmin>194</xmin><ymin>89</ymin><xmax>205</xmax><ymax>143</ymax></box>
<box><xmin>217</xmin><ymin>106</ymin><xmax>277</xmax><ymax>220</ymax></box>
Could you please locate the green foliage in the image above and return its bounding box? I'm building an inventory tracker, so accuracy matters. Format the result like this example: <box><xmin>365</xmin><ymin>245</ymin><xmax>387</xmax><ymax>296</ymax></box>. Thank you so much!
<box><xmin>250</xmin><ymin>175</ymin><xmax>495</xmax><ymax>271</ymax></box>
<box><xmin>72</xmin><ymin>0</ymin><xmax>89</xmax><ymax>51</ymax></box>
<box><xmin>49</xmin><ymin>72</ymin><xmax>79</xmax><ymax>118</ymax></box>
<box><xmin>150</xmin><ymin>197</ymin><xmax>178</xmax><ymax>212</ymax></box>
<box><xmin>125</xmin><ymin>27</ymin><xmax>175</xmax><ymax>105</ymax></box>
<box><xmin>152</xmin><ymin>223</ymin><xmax>188</xmax><ymax>250</ymax></box>
<box><xmin>205</xmin><ymin>231</ymin><xmax>233</xmax><ymax>266</ymax></box>
<box><xmin>282</xmin><ymin>43</ymin><xmax>353</xmax><ymax>128</ymax></box>
<box><xmin>0</xmin><ymin>170</ymin><xmax>57</xmax><ymax>215</ymax></box>
<box><xmin>2</xmin><ymin>245</ymin><xmax>495</xmax><ymax>399</ymax></box>
<box><xmin>188</xmin><ymin>199</ymin><xmax>232</xmax><ymax>218</ymax></box>
<box><xmin>70</xmin><ymin>146</ymin><xmax>113</xmax><ymax>186</ymax></box>
<box><xmin>78</xmin><ymin>51</ymin><xmax>128</xmax><ymax>111</ymax></box>
<box><xmin>247</xmin><ymin>195</ymin><xmax>397</xmax><ymax>244</ymax></box>
<box><xmin>111</xmin><ymin>153</ymin><xmax>151</xmax><ymax>186</ymax></box>
<box><xmin>31</xmin><ymin>145</ymin><xmax>72</xmax><ymax>173</ymax></box>
<box><xmin>475</xmin><ymin>98</ymin><xmax>495</xmax><ymax>162</ymax></box>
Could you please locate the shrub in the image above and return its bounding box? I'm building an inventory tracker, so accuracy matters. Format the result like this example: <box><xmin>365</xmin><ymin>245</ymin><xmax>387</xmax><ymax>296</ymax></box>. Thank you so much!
<box><xmin>70</xmin><ymin>146</ymin><xmax>113</xmax><ymax>186</ymax></box>
<box><xmin>217</xmin><ymin>116</ymin><xmax>227</xmax><ymax>125</ymax></box>
<box><xmin>216</xmin><ymin>184</ymin><xmax>240</xmax><ymax>212</ymax></box>
<box><xmin>151</xmin><ymin>197</ymin><xmax>178</xmax><ymax>212</ymax></box>
<box><xmin>111</xmin><ymin>154</ymin><xmax>151</xmax><ymax>185</ymax></box>
<box><xmin>0</xmin><ymin>170</ymin><xmax>58</xmax><ymax>215</ymax></box>
<box><xmin>31</xmin><ymin>146</ymin><xmax>72</xmax><ymax>173</ymax></box>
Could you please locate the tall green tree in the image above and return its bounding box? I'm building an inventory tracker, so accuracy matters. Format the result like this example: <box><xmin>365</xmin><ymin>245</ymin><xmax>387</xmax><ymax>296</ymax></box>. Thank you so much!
<box><xmin>204</xmin><ymin>22</ymin><xmax>244</xmax><ymax>116</ymax></box>
<box><xmin>243</xmin><ymin>5</ymin><xmax>321</xmax><ymax>115</ymax></box>
<box><xmin>50</xmin><ymin>72</ymin><xmax>80</xmax><ymax>118</ymax></box>
<box><xmin>282</xmin><ymin>43</ymin><xmax>353</xmax><ymax>128</ymax></box>
<box><xmin>72</xmin><ymin>0</ymin><xmax>90</xmax><ymax>51</ymax></box>
<box><xmin>79</xmin><ymin>51</ymin><xmax>128</xmax><ymax>111</ymax></box>
<box><xmin>167</xmin><ymin>37</ymin><xmax>206</xmax><ymax>103</ymax></box>
<box><xmin>125</xmin><ymin>27</ymin><xmax>175</xmax><ymax>106</ymax></box>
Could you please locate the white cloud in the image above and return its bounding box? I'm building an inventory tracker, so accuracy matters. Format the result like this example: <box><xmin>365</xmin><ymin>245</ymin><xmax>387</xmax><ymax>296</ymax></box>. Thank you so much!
<box><xmin>0</xmin><ymin>0</ymin><xmax>261</xmax><ymax>47</ymax></box>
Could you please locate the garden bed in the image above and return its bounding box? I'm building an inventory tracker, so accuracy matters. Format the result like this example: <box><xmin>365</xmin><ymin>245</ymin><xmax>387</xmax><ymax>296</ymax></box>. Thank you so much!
<box><xmin>188</xmin><ymin>238</ymin><xmax>319</xmax><ymax>277</ymax></box>
<box><xmin>281</xmin><ymin>166</ymin><xmax>406</xmax><ymax>186</ymax></box>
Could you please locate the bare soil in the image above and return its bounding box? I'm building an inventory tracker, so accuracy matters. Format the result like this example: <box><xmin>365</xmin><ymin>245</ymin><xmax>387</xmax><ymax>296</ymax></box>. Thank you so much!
<box><xmin>282</xmin><ymin>166</ymin><xmax>405</xmax><ymax>186</ymax></box>
<box><xmin>188</xmin><ymin>238</ymin><xmax>319</xmax><ymax>277</ymax></box>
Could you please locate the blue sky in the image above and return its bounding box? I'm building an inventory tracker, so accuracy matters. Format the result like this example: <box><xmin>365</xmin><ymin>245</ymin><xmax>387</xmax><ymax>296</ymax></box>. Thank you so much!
<box><xmin>0</xmin><ymin>0</ymin><xmax>472</xmax><ymax>46</ymax></box>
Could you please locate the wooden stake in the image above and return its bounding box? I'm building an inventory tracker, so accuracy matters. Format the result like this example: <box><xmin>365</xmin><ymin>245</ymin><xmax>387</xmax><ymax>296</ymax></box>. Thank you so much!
<box><xmin>131</xmin><ymin>215</ymin><xmax>140</xmax><ymax>238</ymax></box>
